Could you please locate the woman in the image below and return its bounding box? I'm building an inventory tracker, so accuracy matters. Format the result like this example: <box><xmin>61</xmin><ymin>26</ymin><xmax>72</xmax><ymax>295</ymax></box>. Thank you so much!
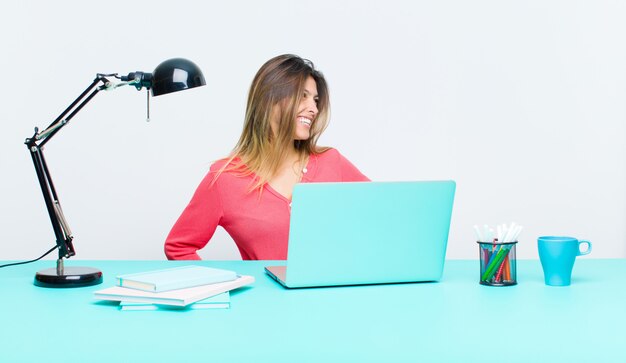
<box><xmin>164</xmin><ymin>54</ymin><xmax>369</xmax><ymax>260</ymax></box>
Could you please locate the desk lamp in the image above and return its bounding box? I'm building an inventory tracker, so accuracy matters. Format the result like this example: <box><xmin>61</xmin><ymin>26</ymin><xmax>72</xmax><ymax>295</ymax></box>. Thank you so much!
<box><xmin>24</xmin><ymin>58</ymin><xmax>205</xmax><ymax>288</ymax></box>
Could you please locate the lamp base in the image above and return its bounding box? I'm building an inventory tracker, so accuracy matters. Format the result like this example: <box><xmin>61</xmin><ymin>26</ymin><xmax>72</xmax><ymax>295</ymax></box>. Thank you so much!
<box><xmin>34</xmin><ymin>266</ymin><xmax>103</xmax><ymax>288</ymax></box>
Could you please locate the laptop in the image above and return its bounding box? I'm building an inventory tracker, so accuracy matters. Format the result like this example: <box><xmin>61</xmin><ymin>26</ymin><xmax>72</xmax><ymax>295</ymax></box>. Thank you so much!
<box><xmin>265</xmin><ymin>181</ymin><xmax>456</xmax><ymax>288</ymax></box>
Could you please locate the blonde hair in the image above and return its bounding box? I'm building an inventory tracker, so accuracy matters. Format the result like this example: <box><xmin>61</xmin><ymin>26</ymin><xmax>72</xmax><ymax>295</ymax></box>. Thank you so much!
<box><xmin>220</xmin><ymin>54</ymin><xmax>330</xmax><ymax>191</ymax></box>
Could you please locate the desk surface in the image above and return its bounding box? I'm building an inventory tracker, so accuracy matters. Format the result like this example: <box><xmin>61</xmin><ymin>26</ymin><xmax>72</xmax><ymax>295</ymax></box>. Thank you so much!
<box><xmin>1</xmin><ymin>259</ymin><xmax>625</xmax><ymax>363</ymax></box>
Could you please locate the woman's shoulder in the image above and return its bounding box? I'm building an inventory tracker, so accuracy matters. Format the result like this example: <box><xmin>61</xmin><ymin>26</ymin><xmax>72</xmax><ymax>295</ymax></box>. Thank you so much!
<box><xmin>206</xmin><ymin>156</ymin><xmax>254</xmax><ymax>184</ymax></box>
<box><xmin>313</xmin><ymin>147</ymin><xmax>354</xmax><ymax>165</ymax></box>
<box><xmin>312</xmin><ymin>146</ymin><xmax>340</xmax><ymax>159</ymax></box>
<box><xmin>308</xmin><ymin>147</ymin><xmax>368</xmax><ymax>182</ymax></box>
<box><xmin>209</xmin><ymin>157</ymin><xmax>236</xmax><ymax>172</ymax></box>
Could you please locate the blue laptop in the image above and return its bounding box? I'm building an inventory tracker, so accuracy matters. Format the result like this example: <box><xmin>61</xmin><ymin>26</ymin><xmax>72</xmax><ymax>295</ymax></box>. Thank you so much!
<box><xmin>265</xmin><ymin>181</ymin><xmax>456</xmax><ymax>288</ymax></box>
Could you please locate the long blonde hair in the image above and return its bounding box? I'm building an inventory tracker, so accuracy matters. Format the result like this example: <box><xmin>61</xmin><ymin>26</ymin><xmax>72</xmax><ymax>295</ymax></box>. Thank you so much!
<box><xmin>221</xmin><ymin>54</ymin><xmax>330</xmax><ymax>190</ymax></box>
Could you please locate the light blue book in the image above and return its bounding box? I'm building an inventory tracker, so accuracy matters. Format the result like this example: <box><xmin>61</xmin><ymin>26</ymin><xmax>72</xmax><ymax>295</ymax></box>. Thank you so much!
<box><xmin>119</xmin><ymin>292</ymin><xmax>230</xmax><ymax>311</ymax></box>
<box><xmin>116</xmin><ymin>265</ymin><xmax>238</xmax><ymax>292</ymax></box>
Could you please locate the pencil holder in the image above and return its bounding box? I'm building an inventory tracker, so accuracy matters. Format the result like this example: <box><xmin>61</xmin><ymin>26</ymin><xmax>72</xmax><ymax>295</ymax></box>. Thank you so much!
<box><xmin>478</xmin><ymin>241</ymin><xmax>517</xmax><ymax>286</ymax></box>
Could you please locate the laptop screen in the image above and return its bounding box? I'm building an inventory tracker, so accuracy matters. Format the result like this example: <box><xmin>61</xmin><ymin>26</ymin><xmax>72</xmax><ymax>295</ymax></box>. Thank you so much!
<box><xmin>278</xmin><ymin>181</ymin><xmax>456</xmax><ymax>288</ymax></box>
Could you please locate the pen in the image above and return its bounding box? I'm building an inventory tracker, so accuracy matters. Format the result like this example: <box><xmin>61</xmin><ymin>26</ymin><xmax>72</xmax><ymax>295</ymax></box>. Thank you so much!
<box><xmin>481</xmin><ymin>246</ymin><xmax>508</xmax><ymax>282</ymax></box>
<box><xmin>494</xmin><ymin>254</ymin><xmax>507</xmax><ymax>282</ymax></box>
<box><xmin>503</xmin><ymin>255</ymin><xmax>511</xmax><ymax>281</ymax></box>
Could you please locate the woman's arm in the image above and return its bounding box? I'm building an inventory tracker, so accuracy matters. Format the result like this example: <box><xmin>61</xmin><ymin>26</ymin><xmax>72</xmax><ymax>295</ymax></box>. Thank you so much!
<box><xmin>164</xmin><ymin>170</ymin><xmax>224</xmax><ymax>260</ymax></box>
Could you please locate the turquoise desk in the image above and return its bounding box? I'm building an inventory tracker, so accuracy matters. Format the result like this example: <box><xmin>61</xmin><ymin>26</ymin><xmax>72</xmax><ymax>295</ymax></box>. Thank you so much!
<box><xmin>1</xmin><ymin>259</ymin><xmax>625</xmax><ymax>363</ymax></box>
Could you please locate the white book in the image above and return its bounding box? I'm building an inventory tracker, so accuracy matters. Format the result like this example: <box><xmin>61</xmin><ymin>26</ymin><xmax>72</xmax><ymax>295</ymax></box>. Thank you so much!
<box><xmin>95</xmin><ymin>275</ymin><xmax>254</xmax><ymax>307</ymax></box>
<box><xmin>119</xmin><ymin>292</ymin><xmax>230</xmax><ymax>311</ymax></box>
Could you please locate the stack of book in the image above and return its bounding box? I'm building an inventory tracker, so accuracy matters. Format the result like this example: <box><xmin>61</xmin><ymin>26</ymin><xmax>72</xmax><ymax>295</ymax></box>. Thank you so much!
<box><xmin>93</xmin><ymin>265</ymin><xmax>254</xmax><ymax>311</ymax></box>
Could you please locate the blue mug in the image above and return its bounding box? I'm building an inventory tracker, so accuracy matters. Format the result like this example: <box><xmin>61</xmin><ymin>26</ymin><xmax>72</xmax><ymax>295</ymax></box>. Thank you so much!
<box><xmin>538</xmin><ymin>236</ymin><xmax>591</xmax><ymax>286</ymax></box>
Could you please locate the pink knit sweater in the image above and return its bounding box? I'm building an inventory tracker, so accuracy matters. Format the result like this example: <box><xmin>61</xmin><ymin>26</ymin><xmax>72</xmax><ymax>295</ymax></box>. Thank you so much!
<box><xmin>164</xmin><ymin>148</ymin><xmax>369</xmax><ymax>260</ymax></box>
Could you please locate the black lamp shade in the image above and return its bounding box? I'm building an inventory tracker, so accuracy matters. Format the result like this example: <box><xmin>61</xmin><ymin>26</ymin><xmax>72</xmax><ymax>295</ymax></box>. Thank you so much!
<box><xmin>151</xmin><ymin>58</ymin><xmax>206</xmax><ymax>96</ymax></box>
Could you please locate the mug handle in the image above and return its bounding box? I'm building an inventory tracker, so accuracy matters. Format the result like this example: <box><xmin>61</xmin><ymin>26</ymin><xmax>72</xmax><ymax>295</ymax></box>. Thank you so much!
<box><xmin>578</xmin><ymin>240</ymin><xmax>592</xmax><ymax>255</ymax></box>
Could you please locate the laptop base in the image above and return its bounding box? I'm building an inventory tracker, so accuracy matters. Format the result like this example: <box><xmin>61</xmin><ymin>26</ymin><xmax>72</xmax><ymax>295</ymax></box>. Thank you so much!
<box><xmin>264</xmin><ymin>266</ymin><xmax>289</xmax><ymax>288</ymax></box>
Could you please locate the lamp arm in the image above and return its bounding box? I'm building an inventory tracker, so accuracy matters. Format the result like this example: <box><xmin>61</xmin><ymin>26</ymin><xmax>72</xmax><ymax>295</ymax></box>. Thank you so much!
<box><xmin>36</xmin><ymin>75</ymin><xmax>112</xmax><ymax>147</ymax></box>
<box><xmin>24</xmin><ymin>74</ymin><xmax>112</xmax><ymax>259</ymax></box>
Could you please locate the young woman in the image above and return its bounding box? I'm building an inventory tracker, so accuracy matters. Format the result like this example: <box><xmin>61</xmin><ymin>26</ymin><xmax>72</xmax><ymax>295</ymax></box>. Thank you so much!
<box><xmin>164</xmin><ymin>54</ymin><xmax>369</xmax><ymax>260</ymax></box>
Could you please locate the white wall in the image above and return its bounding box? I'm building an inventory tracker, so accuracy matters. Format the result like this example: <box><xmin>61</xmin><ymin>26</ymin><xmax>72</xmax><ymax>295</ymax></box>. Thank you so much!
<box><xmin>1</xmin><ymin>1</ymin><xmax>624</xmax><ymax>261</ymax></box>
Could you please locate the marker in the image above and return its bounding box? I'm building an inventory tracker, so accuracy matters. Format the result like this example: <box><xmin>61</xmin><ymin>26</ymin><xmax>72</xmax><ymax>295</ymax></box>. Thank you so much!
<box><xmin>473</xmin><ymin>225</ymin><xmax>484</xmax><ymax>242</ymax></box>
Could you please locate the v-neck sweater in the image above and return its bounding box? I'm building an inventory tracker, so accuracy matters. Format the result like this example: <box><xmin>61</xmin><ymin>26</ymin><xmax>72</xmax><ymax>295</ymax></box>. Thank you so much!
<box><xmin>164</xmin><ymin>148</ymin><xmax>369</xmax><ymax>260</ymax></box>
